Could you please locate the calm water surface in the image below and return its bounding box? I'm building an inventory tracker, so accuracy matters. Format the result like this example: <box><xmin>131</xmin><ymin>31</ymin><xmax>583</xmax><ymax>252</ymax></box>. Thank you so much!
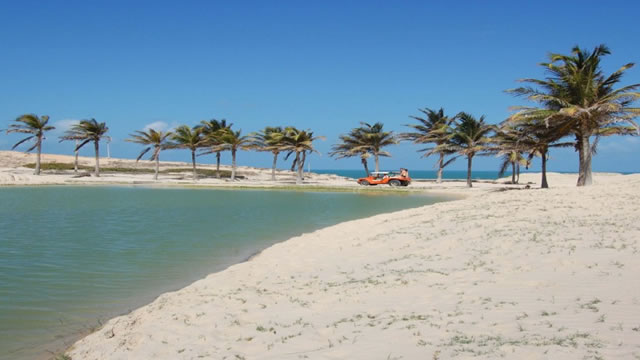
<box><xmin>0</xmin><ymin>186</ymin><xmax>452</xmax><ymax>360</ymax></box>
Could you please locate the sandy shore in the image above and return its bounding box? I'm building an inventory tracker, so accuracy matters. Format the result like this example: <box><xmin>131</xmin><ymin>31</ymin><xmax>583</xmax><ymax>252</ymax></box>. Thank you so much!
<box><xmin>3</xmin><ymin>151</ymin><xmax>639</xmax><ymax>359</ymax></box>
<box><xmin>0</xmin><ymin>151</ymin><xmax>354</xmax><ymax>189</ymax></box>
<box><xmin>0</xmin><ymin>150</ymin><xmax>531</xmax><ymax>196</ymax></box>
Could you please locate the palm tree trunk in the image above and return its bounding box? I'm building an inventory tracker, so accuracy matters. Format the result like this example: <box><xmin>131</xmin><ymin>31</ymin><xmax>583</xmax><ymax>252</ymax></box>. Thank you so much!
<box><xmin>231</xmin><ymin>148</ymin><xmax>237</xmax><ymax>181</ymax></box>
<box><xmin>290</xmin><ymin>157</ymin><xmax>297</xmax><ymax>172</ymax></box>
<box><xmin>511</xmin><ymin>162</ymin><xmax>516</xmax><ymax>184</ymax></box>
<box><xmin>271</xmin><ymin>152</ymin><xmax>278</xmax><ymax>181</ymax></box>
<box><xmin>436</xmin><ymin>153</ymin><xmax>444</xmax><ymax>183</ymax></box>
<box><xmin>94</xmin><ymin>140</ymin><xmax>100</xmax><ymax>177</ymax></box>
<box><xmin>577</xmin><ymin>133</ymin><xmax>593</xmax><ymax>186</ymax></box>
<box><xmin>74</xmin><ymin>145</ymin><xmax>79</xmax><ymax>174</ymax></box>
<box><xmin>154</xmin><ymin>153</ymin><xmax>159</xmax><ymax>181</ymax></box>
<box><xmin>375</xmin><ymin>153</ymin><xmax>379</xmax><ymax>173</ymax></box>
<box><xmin>466</xmin><ymin>155</ymin><xmax>473</xmax><ymax>188</ymax></box>
<box><xmin>191</xmin><ymin>150</ymin><xmax>197</xmax><ymax>181</ymax></box>
<box><xmin>361</xmin><ymin>156</ymin><xmax>369</xmax><ymax>176</ymax></box>
<box><xmin>295</xmin><ymin>152</ymin><xmax>302</xmax><ymax>185</ymax></box>
<box><xmin>216</xmin><ymin>152</ymin><xmax>221</xmax><ymax>179</ymax></box>
<box><xmin>541</xmin><ymin>149</ymin><xmax>549</xmax><ymax>189</ymax></box>
<box><xmin>35</xmin><ymin>137</ymin><xmax>42</xmax><ymax>175</ymax></box>
<box><xmin>301</xmin><ymin>151</ymin><xmax>307</xmax><ymax>180</ymax></box>
<box><xmin>516</xmin><ymin>163</ymin><xmax>520</xmax><ymax>184</ymax></box>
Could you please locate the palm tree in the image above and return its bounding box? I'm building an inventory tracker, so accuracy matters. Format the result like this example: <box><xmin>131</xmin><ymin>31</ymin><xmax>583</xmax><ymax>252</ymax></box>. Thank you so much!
<box><xmin>402</xmin><ymin>108</ymin><xmax>456</xmax><ymax>183</ymax></box>
<box><xmin>126</xmin><ymin>129</ymin><xmax>173</xmax><ymax>181</ymax></box>
<box><xmin>171</xmin><ymin>125</ymin><xmax>205</xmax><ymax>180</ymax></box>
<box><xmin>196</xmin><ymin>119</ymin><xmax>233</xmax><ymax>178</ymax></box>
<box><xmin>503</xmin><ymin>120</ymin><xmax>574</xmax><ymax>188</ymax></box>
<box><xmin>60</xmin><ymin>119</ymin><xmax>109</xmax><ymax>177</ymax></box>
<box><xmin>357</xmin><ymin>122</ymin><xmax>396</xmax><ymax>172</ymax></box>
<box><xmin>507</xmin><ymin>44</ymin><xmax>640</xmax><ymax>186</ymax></box>
<box><xmin>492</xmin><ymin>126</ymin><xmax>528</xmax><ymax>184</ymax></box>
<box><xmin>249</xmin><ymin>126</ymin><xmax>286</xmax><ymax>181</ymax></box>
<box><xmin>437</xmin><ymin>112</ymin><xmax>494</xmax><ymax>188</ymax></box>
<box><xmin>205</xmin><ymin>128</ymin><xmax>251</xmax><ymax>181</ymax></box>
<box><xmin>281</xmin><ymin>127</ymin><xmax>324</xmax><ymax>185</ymax></box>
<box><xmin>330</xmin><ymin>127</ymin><xmax>372</xmax><ymax>176</ymax></box>
<box><xmin>497</xmin><ymin>152</ymin><xmax>527</xmax><ymax>184</ymax></box>
<box><xmin>6</xmin><ymin>114</ymin><xmax>55</xmax><ymax>175</ymax></box>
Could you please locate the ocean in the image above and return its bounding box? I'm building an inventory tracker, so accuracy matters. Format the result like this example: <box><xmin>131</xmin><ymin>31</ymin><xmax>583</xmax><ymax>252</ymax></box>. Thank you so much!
<box><xmin>312</xmin><ymin>169</ymin><xmax>637</xmax><ymax>180</ymax></box>
<box><xmin>313</xmin><ymin>169</ymin><xmax>503</xmax><ymax>180</ymax></box>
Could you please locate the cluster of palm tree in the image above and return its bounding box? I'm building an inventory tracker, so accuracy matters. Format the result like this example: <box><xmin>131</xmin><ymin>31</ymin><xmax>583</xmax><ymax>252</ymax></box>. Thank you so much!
<box><xmin>401</xmin><ymin>110</ymin><xmax>494</xmax><ymax>187</ymax></box>
<box><xmin>86</xmin><ymin>118</ymin><xmax>252</xmax><ymax>181</ymax></box>
<box><xmin>121</xmin><ymin>120</ymin><xmax>324</xmax><ymax>183</ymax></box>
<box><xmin>335</xmin><ymin>44</ymin><xmax>638</xmax><ymax>189</ymax></box>
<box><xmin>251</xmin><ymin>127</ymin><xmax>324</xmax><ymax>184</ymax></box>
<box><xmin>507</xmin><ymin>44</ymin><xmax>639</xmax><ymax>187</ymax></box>
<box><xmin>330</xmin><ymin>122</ymin><xmax>397</xmax><ymax>175</ymax></box>
<box><xmin>5</xmin><ymin>116</ymin><xmax>111</xmax><ymax>177</ymax></box>
<box><xmin>5</xmin><ymin>115</ymin><xmax>324</xmax><ymax>183</ymax></box>
<box><xmin>332</xmin><ymin>113</ymin><xmax>493</xmax><ymax>188</ymax></box>
<box><xmin>6</xmin><ymin>44</ymin><xmax>638</xmax><ymax>188</ymax></box>
<box><xmin>59</xmin><ymin>119</ymin><xmax>110</xmax><ymax>177</ymax></box>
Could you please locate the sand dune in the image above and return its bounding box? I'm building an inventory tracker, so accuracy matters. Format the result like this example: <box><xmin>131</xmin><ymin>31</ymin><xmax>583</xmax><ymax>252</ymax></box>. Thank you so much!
<box><xmin>58</xmin><ymin>171</ymin><xmax>640</xmax><ymax>359</ymax></box>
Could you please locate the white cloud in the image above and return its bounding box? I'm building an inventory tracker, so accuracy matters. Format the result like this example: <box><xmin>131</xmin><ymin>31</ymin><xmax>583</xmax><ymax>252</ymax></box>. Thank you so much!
<box><xmin>598</xmin><ymin>136</ymin><xmax>640</xmax><ymax>153</ymax></box>
<box><xmin>51</xmin><ymin>119</ymin><xmax>80</xmax><ymax>135</ymax></box>
<box><xmin>142</xmin><ymin>121</ymin><xmax>178</xmax><ymax>132</ymax></box>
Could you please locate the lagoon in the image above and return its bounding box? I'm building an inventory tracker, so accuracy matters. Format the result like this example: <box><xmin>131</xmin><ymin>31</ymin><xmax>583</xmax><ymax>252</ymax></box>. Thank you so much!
<box><xmin>0</xmin><ymin>186</ymin><xmax>451</xmax><ymax>360</ymax></box>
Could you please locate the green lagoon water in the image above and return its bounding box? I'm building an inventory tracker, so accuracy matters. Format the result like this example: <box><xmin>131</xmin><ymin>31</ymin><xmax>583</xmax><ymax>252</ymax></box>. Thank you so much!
<box><xmin>0</xmin><ymin>186</ymin><xmax>451</xmax><ymax>359</ymax></box>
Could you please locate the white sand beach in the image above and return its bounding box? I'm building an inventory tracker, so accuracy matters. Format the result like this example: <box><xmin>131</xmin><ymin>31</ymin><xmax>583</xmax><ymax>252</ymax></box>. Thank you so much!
<box><xmin>2</xmin><ymin>151</ymin><xmax>639</xmax><ymax>359</ymax></box>
<box><xmin>0</xmin><ymin>151</ymin><xmax>352</xmax><ymax>188</ymax></box>
<box><xmin>0</xmin><ymin>150</ymin><xmax>524</xmax><ymax>194</ymax></box>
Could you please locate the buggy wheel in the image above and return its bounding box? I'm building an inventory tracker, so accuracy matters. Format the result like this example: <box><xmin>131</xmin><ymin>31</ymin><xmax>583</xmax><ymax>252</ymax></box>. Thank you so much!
<box><xmin>389</xmin><ymin>180</ymin><xmax>401</xmax><ymax>187</ymax></box>
<box><xmin>358</xmin><ymin>180</ymin><xmax>370</xmax><ymax>186</ymax></box>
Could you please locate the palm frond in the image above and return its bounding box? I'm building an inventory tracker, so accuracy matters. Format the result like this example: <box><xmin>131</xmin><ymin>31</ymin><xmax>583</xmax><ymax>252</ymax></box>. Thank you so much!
<box><xmin>136</xmin><ymin>147</ymin><xmax>152</xmax><ymax>162</ymax></box>
<box><xmin>11</xmin><ymin>135</ymin><xmax>35</xmax><ymax>150</ymax></box>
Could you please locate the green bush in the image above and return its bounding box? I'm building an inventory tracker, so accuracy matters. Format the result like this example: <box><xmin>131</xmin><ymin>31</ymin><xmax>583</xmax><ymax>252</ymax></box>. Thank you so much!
<box><xmin>22</xmin><ymin>163</ymin><xmax>244</xmax><ymax>178</ymax></box>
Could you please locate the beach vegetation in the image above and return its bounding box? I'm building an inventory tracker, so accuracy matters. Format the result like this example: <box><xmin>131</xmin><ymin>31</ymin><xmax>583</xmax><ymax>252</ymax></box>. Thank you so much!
<box><xmin>354</xmin><ymin>122</ymin><xmax>396</xmax><ymax>173</ymax></box>
<box><xmin>249</xmin><ymin>126</ymin><xmax>286</xmax><ymax>181</ymax></box>
<box><xmin>196</xmin><ymin>118</ymin><xmax>233</xmax><ymax>178</ymax></box>
<box><xmin>490</xmin><ymin>125</ymin><xmax>528</xmax><ymax>184</ymax></box>
<box><xmin>171</xmin><ymin>125</ymin><xmax>205</xmax><ymax>181</ymax></box>
<box><xmin>21</xmin><ymin>163</ymin><xmax>241</xmax><ymax>178</ymax></box>
<box><xmin>126</xmin><ymin>128</ymin><xmax>174</xmax><ymax>180</ymax></box>
<box><xmin>330</xmin><ymin>126</ymin><xmax>373</xmax><ymax>176</ymax></box>
<box><xmin>59</xmin><ymin>119</ymin><xmax>109</xmax><ymax>177</ymax></box>
<box><xmin>435</xmin><ymin>112</ymin><xmax>494</xmax><ymax>187</ymax></box>
<box><xmin>507</xmin><ymin>44</ymin><xmax>640</xmax><ymax>186</ymax></box>
<box><xmin>492</xmin><ymin>121</ymin><xmax>573</xmax><ymax>188</ymax></box>
<box><xmin>203</xmin><ymin>128</ymin><xmax>251</xmax><ymax>181</ymax></box>
<box><xmin>401</xmin><ymin>108</ymin><xmax>456</xmax><ymax>183</ymax></box>
<box><xmin>280</xmin><ymin>127</ymin><xmax>325</xmax><ymax>185</ymax></box>
<box><xmin>6</xmin><ymin>114</ymin><xmax>55</xmax><ymax>175</ymax></box>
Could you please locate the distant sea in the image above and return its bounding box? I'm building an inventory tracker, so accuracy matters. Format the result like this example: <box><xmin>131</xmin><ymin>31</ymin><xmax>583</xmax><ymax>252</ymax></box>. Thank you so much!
<box><xmin>314</xmin><ymin>169</ymin><xmax>504</xmax><ymax>180</ymax></box>
<box><xmin>312</xmin><ymin>169</ymin><xmax>636</xmax><ymax>180</ymax></box>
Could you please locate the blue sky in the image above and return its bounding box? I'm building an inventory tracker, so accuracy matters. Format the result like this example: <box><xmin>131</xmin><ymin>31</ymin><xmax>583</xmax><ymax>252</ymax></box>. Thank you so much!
<box><xmin>1</xmin><ymin>1</ymin><xmax>639</xmax><ymax>172</ymax></box>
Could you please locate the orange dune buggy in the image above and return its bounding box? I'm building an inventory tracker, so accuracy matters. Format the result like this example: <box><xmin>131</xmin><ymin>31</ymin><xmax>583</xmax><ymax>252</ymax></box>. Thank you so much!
<box><xmin>357</xmin><ymin>169</ymin><xmax>411</xmax><ymax>187</ymax></box>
